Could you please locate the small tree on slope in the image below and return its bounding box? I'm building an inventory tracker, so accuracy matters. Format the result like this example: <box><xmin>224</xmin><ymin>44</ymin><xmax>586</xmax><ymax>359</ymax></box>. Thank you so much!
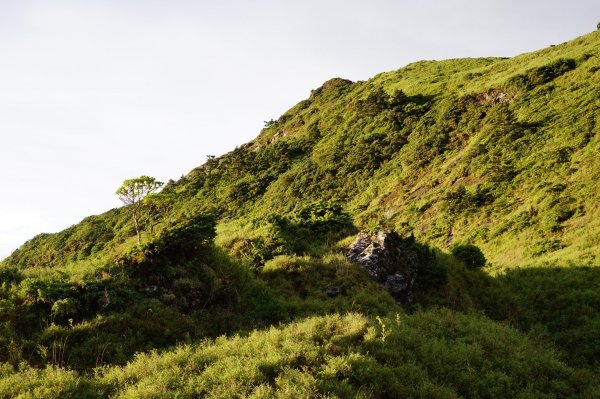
<box><xmin>116</xmin><ymin>176</ymin><xmax>164</xmax><ymax>243</ymax></box>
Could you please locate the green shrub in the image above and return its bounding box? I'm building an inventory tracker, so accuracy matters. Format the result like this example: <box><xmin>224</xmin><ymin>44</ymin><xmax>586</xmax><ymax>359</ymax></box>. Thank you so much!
<box><xmin>507</xmin><ymin>58</ymin><xmax>577</xmax><ymax>90</ymax></box>
<box><xmin>443</xmin><ymin>185</ymin><xmax>493</xmax><ymax>216</ymax></box>
<box><xmin>451</xmin><ymin>244</ymin><xmax>487</xmax><ymax>269</ymax></box>
<box><xmin>150</xmin><ymin>213</ymin><xmax>216</xmax><ymax>258</ymax></box>
<box><xmin>0</xmin><ymin>267</ymin><xmax>23</xmax><ymax>284</ymax></box>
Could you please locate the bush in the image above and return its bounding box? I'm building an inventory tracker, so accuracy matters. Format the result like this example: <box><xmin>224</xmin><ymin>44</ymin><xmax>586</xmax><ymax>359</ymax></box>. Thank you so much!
<box><xmin>0</xmin><ymin>267</ymin><xmax>23</xmax><ymax>284</ymax></box>
<box><xmin>120</xmin><ymin>213</ymin><xmax>216</xmax><ymax>267</ymax></box>
<box><xmin>234</xmin><ymin>202</ymin><xmax>357</xmax><ymax>263</ymax></box>
<box><xmin>507</xmin><ymin>58</ymin><xmax>577</xmax><ymax>90</ymax></box>
<box><xmin>443</xmin><ymin>185</ymin><xmax>494</xmax><ymax>216</ymax></box>
<box><xmin>152</xmin><ymin>213</ymin><xmax>216</xmax><ymax>258</ymax></box>
<box><xmin>451</xmin><ymin>244</ymin><xmax>487</xmax><ymax>269</ymax></box>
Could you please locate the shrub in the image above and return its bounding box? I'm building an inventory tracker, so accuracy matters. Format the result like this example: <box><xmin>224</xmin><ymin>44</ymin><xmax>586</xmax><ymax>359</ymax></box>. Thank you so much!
<box><xmin>247</xmin><ymin>202</ymin><xmax>357</xmax><ymax>261</ymax></box>
<box><xmin>0</xmin><ymin>267</ymin><xmax>22</xmax><ymax>284</ymax></box>
<box><xmin>507</xmin><ymin>58</ymin><xmax>577</xmax><ymax>90</ymax></box>
<box><xmin>151</xmin><ymin>213</ymin><xmax>216</xmax><ymax>258</ymax></box>
<box><xmin>451</xmin><ymin>244</ymin><xmax>487</xmax><ymax>269</ymax></box>
<box><xmin>120</xmin><ymin>213</ymin><xmax>216</xmax><ymax>267</ymax></box>
<box><xmin>443</xmin><ymin>185</ymin><xmax>492</xmax><ymax>215</ymax></box>
<box><xmin>415</xmin><ymin>256</ymin><xmax>448</xmax><ymax>289</ymax></box>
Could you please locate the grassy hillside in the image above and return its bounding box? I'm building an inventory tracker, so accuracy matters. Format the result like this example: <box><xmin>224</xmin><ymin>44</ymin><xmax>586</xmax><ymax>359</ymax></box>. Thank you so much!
<box><xmin>2</xmin><ymin>311</ymin><xmax>598</xmax><ymax>398</ymax></box>
<box><xmin>1</xmin><ymin>30</ymin><xmax>599</xmax><ymax>397</ymax></box>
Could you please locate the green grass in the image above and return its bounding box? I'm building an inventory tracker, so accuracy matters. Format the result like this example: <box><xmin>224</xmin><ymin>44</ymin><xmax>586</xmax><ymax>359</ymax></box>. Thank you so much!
<box><xmin>0</xmin><ymin>29</ymin><xmax>599</xmax><ymax>397</ymax></box>
<box><xmin>1</xmin><ymin>310</ymin><xmax>597</xmax><ymax>398</ymax></box>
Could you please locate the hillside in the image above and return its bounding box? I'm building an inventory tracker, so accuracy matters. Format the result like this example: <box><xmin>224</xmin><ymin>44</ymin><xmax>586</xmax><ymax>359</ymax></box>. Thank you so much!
<box><xmin>1</xmin><ymin>30</ymin><xmax>599</xmax><ymax>398</ymax></box>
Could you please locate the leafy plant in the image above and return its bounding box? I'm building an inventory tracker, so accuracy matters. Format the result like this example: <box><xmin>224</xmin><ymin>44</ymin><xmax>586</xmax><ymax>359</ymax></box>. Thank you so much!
<box><xmin>451</xmin><ymin>244</ymin><xmax>487</xmax><ymax>269</ymax></box>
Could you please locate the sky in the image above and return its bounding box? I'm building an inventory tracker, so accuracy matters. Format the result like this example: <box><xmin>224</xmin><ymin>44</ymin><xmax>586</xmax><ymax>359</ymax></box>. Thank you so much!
<box><xmin>0</xmin><ymin>0</ymin><xmax>599</xmax><ymax>259</ymax></box>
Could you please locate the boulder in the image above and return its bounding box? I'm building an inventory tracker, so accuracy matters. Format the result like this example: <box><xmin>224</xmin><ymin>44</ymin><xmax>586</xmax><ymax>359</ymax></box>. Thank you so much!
<box><xmin>347</xmin><ymin>231</ymin><xmax>419</xmax><ymax>306</ymax></box>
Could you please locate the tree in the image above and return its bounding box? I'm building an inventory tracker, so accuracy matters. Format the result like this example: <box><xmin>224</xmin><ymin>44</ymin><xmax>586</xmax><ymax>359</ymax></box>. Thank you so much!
<box><xmin>116</xmin><ymin>176</ymin><xmax>164</xmax><ymax>243</ymax></box>
<box><xmin>143</xmin><ymin>192</ymin><xmax>176</xmax><ymax>233</ymax></box>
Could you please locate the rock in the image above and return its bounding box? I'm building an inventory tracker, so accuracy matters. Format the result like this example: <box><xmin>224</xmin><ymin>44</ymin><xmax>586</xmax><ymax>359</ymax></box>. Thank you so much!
<box><xmin>347</xmin><ymin>231</ymin><xmax>419</xmax><ymax>306</ymax></box>
<box><xmin>325</xmin><ymin>286</ymin><xmax>343</xmax><ymax>297</ymax></box>
<box><xmin>460</xmin><ymin>89</ymin><xmax>515</xmax><ymax>107</ymax></box>
<box><xmin>384</xmin><ymin>274</ymin><xmax>408</xmax><ymax>293</ymax></box>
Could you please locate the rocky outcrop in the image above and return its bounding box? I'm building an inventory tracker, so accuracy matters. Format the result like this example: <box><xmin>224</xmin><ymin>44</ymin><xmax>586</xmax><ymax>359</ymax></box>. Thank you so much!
<box><xmin>347</xmin><ymin>231</ymin><xmax>420</xmax><ymax>306</ymax></box>
<box><xmin>459</xmin><ymin>88</ymin><xmax>515</xmax><ymax>107</ymax></box>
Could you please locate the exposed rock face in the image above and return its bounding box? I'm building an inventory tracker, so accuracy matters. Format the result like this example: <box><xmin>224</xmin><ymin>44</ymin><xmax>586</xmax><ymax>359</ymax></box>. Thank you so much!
<box><xmin>347</xmin><ymin>231</ymin><xmax>419</xmax><ymax>306</ymax></box>
<box><xmin>459</xmin><ymin>88</ymin><xmax>515</xmax><ymax>106</ymax></box>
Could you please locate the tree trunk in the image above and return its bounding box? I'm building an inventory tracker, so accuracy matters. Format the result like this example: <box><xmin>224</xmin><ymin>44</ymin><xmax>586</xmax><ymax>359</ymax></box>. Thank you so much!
<box><xmin>133</xmin><ymin>211</ymin><xmax>141</xmax><ymax>244</ymax></box>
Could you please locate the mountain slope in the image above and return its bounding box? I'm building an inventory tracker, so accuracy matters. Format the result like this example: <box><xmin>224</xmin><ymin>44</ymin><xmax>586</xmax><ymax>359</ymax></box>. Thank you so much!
<box><xmin>5</xmin><ymin>31</ymin><xmax>599</xmax><ymax>270</ymax></box>
<box><xmin>1</xmin><ymin>30</ymin><xmax>599</xmax><ymax>397</ymax></box>
<box><xmin>218</xmin><ymin>31</ymin><xmax>599</xmax><ymax>269</ymax></box>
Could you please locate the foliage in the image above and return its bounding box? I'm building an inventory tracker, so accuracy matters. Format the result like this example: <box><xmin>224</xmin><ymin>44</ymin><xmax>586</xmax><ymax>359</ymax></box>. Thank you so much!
<box><xmin>507</xmin><ymin>58</ymin><xmax>577</xmax><ymax>90</ymax></box>
<box><xmin>222</xmin><ymin>202</ymin><xmax>355</xmax><ymax>268</ymax></box>
<box><xmin>94</xmin><ymin>311</ymin><xmax>596</xmax><ymax>398</ymax></box>
<box><xmin>451</xmin><ymin>244</ymin><xmax>487</xmax><ymax>269</ymax></box>
<box><xmin>116</xmin><ymin>176</ymin><xmax>164</xmax><ymax>243</ymax></box>
<box><xmin>136</xmin><ymin>213</ymin><xmax>216</xmax><ymax>261</ymax></box>
<box><xmin>267</xmin><ymin>202</ymin><xmax>356</xmax><ymax>256</ymax></box>
<box><xmin>2</xmin><ymin>310</ymin><xmax>597</xmax><ymax>398</ymax></box>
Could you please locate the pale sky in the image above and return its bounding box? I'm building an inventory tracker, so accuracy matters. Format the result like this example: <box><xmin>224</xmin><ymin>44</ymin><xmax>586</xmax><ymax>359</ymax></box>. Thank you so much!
<box><xmin>1</xmin><ymin>0</ymin><xmax>598</xmax><ymax>259</ymax></box>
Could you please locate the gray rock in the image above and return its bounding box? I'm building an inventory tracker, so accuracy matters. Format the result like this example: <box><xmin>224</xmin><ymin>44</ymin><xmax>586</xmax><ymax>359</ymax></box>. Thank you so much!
<box><xmin>347</xmin><ymin>231</ymin><xmax>419</xmax><ymax>306</ymax></box>
<box><xmin>325</xmin><ymin>286</ymin><xmax>343</xmax><ymax>297</ymax></box>
<box><xmin>384</xmin><ymin>274</ymin><xmax>408</xmax><ymax>293</ymax></box>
